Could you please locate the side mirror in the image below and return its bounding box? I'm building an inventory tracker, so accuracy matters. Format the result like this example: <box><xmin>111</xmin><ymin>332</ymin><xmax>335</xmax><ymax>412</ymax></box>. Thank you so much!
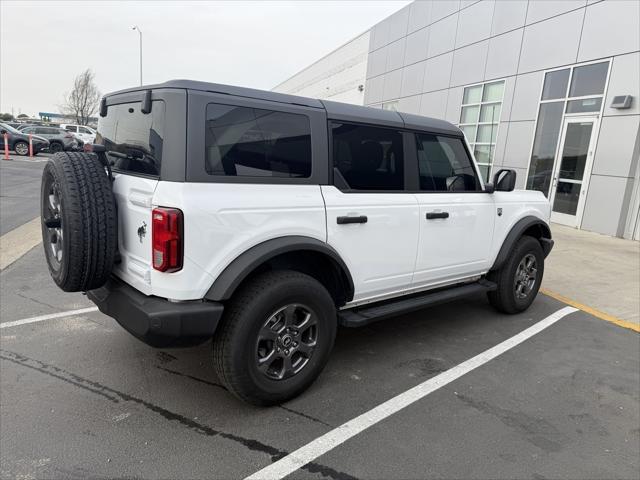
<box><xmin>484</xmin><ymin>182</ymin><xmax>495</xmax><ymax>194</ymax></box>
<box><xmin>494</xmin><ymin>169</ymin><xmax>517</xmax><ymax>192</ymax></box>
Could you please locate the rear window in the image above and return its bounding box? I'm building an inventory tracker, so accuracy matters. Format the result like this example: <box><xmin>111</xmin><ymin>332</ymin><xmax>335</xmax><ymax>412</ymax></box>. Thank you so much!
<box><xmin>205</xmin><ymin>103</ymin><xmax>311</xmax><ymax>178</ymax></box>
<box><xmin>96</xmin><ymin>101</ymin><xmax>165</xmax><ymax>176</ymax></box>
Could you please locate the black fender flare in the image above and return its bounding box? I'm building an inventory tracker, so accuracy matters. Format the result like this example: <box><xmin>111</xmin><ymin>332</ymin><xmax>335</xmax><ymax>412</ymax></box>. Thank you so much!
<box><xmin>204</xmin><ymin>236</ymin><xmax>355</xmax><ymax>302</ymax></box>
<box><xmin>491</xmin><ymin>216</ymin><xmax>553</xmax><ymax>271</ymax></box>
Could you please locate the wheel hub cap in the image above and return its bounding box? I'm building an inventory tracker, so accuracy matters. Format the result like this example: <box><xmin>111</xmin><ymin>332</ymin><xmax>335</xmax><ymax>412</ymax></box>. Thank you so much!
<box><xmin>256</xmin><ymin>304</ymin><xmax>318</xmax><ymax>380</ymax></box>
<box><xmin>43</xmin><ymin>181</ymin><xmax>63</xmax><ymax>268</ymax></box>
<box><xmin>514</xmin><ymin>253</ymin><xmax>537</xmax><ymax>299</ymax></box>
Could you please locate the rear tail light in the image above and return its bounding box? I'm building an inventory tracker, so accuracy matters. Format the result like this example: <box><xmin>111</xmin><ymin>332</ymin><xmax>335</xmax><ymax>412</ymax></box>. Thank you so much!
<box><xmin>152</xmin><ymin>207</ymin><xmax>183</xmax><ymax>272</ymax></box>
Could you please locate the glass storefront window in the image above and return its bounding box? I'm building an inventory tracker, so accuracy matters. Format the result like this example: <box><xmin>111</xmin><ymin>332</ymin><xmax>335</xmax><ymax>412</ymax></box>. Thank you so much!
<box><xmin>473</xmin><ymin>145</ymin><xmax>492</xmax><ymax>164</ymax></box>
<box><xmin>479</xmin><ymin>104</ymin><xmax>501</xmax><ymax>123</ymax></box>
<box><xmin>541</xmin><ymin>69</ymin><xmax>570</xmax><ymax>100</ymax></box>
<box><xmin>463</xmin><ymin>85</ymin><xmax>483</xmax><ymax>104</ymax></box>
<box><xmin>482</xmin><ymin>81</ymin><xmax>504</xmax><ymax>102</ymax></box>
<box><xmin>459</xmin><ymin>80</ymin><xmax>505</xmax><ymax>181</ymax></box>
<box><xmin>569</xmin><ymin>62</ymin><xmax>609</xmax><ymax>97</ymax></box>
<box><xmin>460</xmin><ymin>125</ymin><xmax>477</xmax><ymax>141</ymax></box>
<box><xmin>476</xmin><ymin>125</ymin><xmax>498</xmax><ymax>143</ymax></box>
<box><xmin>566</xmin><ymin>97</ymin><xmax>602</xmax><ymax>113</ymax></box>
<box><xmin>526</xmin><ymin>102</ymin><xmax>564</xmax><ymax>196</ymax></box>
<box><xmin>460</xmin><ymin>105</ymin><xmax>479</xmax><ymax>124</ymax></box>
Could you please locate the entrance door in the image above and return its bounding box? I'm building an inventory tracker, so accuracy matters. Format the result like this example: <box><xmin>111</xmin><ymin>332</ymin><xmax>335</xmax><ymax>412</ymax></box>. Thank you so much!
<box><xmin>549</xmin><ymin>116</ymin><xmax>599</xmax><ymax>227</ymax></box>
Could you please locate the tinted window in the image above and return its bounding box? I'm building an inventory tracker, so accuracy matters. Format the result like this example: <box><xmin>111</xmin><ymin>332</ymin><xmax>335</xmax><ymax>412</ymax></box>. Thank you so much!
<box><xmin>205</xmin><ymin>103</ymin><xmax>311</xmax><ymax>178</ymax></box>
<box><xmin>541</xmin><ymin>69</ymin><xmax>570</xmax><ymax>100</ymax></box>
<box><xmin>96</xmin><ymin>101</ymin><xmax>165</xmax><ymax>176</ymax></box>
<box><xmin>65</xmin><ymin>126</ymin><xmax>78</xmax><ymax>133</ymax></box>
<box><xmin>569</xmin><ymin>62</ymin><xmax>608</xmax><ymax>97</ymax></box>
<box><xmin>416</xmin><ymin>134</ymin><xmax>480</xmax><ymax>192</ymax></box>
<box><xmin>332</xmin><ymin>123</ymin><xmax>404</xmax><ymax>191</ymax></box>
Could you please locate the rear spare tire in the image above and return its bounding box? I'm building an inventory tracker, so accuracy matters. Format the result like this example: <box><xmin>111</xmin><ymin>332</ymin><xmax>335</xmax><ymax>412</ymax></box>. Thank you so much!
<box><xmin>41</xmin><ymin>152</ymin><xmax>117</xmax><ymax>292</ymax></box>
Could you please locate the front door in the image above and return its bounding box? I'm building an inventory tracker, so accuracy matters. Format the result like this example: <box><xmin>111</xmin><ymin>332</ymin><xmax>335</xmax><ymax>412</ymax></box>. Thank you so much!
<box><xmin>411</xmin><ymin>132</ymin><xmax>495</xmax><ymax>288</ymax></box>
<box><xmin>549</xmin><ymin>117</ymin><xmax>599</xmax><ymax>227</ymax></box>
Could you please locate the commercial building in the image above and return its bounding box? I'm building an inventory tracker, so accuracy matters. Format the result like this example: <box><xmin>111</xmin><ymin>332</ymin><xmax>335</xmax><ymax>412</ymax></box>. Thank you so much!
<box><xmin>274</xmin><ymin>0</ymin><xmax>640</xmax><ymax>240</ymax></box>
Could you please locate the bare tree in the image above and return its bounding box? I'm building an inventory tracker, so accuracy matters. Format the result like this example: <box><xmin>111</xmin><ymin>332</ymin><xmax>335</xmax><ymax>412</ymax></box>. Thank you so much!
<box><xmin>62</xmin><ymin>69</ymin><xmax>101</xmax><ymax>125</ymax></box>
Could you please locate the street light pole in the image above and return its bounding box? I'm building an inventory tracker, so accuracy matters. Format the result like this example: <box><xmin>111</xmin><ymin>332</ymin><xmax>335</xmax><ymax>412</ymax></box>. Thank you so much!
<box><xmin>132</xmin><ymin>25</ymin><xmax>142</xmax><ymax>86</ymax></box>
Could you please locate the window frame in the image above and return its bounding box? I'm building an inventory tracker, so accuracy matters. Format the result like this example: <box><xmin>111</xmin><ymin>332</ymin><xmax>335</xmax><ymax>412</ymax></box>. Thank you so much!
<box><xmin>328</xmin><ymin>120</ymin><xmax>484</xmax><ymax>194</ymax></box>
<box><xmin>203</xmin><ymin>103</ymin><xmax>314</xmax><ymax>180</ymax></box>
<box><xmin>186</xmin><ymin>90</ymin><xmax>328</xmax><ymax>185</ymax></box>
<box><xmin>524</xmin><ymin>58</ymin><xmax>612</xmax><ymax>194</ymax></box>
<box><xmin>458</xmin><ymin>79</ymin><xmax>506</xmax><ymax>182</ymax></box>
<box><xmin>100</xmin><ymin>88</ymin><xmax>186</xmax><ymax>182</ymax></box>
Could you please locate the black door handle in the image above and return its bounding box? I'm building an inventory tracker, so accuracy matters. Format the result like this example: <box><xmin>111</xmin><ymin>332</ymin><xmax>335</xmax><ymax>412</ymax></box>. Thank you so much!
<box><xmin>426</xmin><ymin>211</ymin><xmax>449</xmax><ymax>220</ymax></box>
<box><xmin>337</xmin><ymin>215</ymin><xmax>368</xmax><ymax>225</ymax></box>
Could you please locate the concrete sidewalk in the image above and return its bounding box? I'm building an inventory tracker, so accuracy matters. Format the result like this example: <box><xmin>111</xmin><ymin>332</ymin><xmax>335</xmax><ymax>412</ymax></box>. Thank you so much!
<box><xmin>543</xmin><ymin>223</ymin><xmax>640</xmax><ymax>327</ymax></box>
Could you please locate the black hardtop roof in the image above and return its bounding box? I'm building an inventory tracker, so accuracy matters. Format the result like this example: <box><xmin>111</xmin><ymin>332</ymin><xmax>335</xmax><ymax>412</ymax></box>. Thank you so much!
<box><xmin>106</xmin><ymin>80</ymin><xmax>462</xmax><ymax>136</ymax></box>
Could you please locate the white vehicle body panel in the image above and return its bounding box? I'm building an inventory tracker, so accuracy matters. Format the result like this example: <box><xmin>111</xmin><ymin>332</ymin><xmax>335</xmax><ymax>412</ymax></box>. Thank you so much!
<box><xmin>412</xmin><ymin>192</ymin><xmax>495</xmax><ymax>288</ymax></box>
<box><xmin>148</xmin><ymin>182</ymin><xmax>327</xmax><ymax>300</ymax></box>
<box><xmin>321</xmin><ymin>185</ymin><xmax>420</xmax><ymax>301</ymax></box>
<box><xmin>110</xmin><ymin>173</ymin><xmax>158</xmax><ymax>296</ymax></box>
<box><xmin>112</xmin><ymin>177</ymin><xmax>551</xmax><ymax>303</ymax></box>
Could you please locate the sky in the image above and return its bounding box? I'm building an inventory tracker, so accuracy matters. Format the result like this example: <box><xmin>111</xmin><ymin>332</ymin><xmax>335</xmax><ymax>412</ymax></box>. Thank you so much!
<box><xmin>0</xmin><ymin>0</ymin><xmax>409</xmax><ymax>117</ymax></box>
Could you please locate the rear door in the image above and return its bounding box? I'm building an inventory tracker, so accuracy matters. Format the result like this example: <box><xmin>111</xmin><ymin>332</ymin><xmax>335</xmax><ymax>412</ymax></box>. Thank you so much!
<box><xmin>95</xmin><ymin>95</ymin><xmax>167</xmax><ymax>295</ymax></box>
<box><xmin>323</xmin><ymin>122</ymin><xmax>419</xmax><ymax>303</ymax></box>
<box><xmin>411</xmin><ymin>133</ymin><xmax>495</xmax><ymax>287</ymax></box>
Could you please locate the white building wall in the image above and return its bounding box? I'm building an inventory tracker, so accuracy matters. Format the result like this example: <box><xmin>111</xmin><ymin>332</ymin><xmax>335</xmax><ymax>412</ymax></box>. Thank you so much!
<box><xmin>272</xmin><ymin>31</ymin><xmax>370</xmax><ymax>105</ymax></box>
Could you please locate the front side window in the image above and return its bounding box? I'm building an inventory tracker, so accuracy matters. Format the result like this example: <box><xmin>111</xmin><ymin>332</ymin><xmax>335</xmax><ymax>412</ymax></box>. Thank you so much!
<box><xmin>96</xmin><ymin>101</ymin><xmax>165</xmax><ymax>176</ymax></box>
<box><xmin>416</xmin><ymin>134</ymin><xmax>480</xmax><ymax>192</ymax></box>
<box><xmin>205</xmin><ymin>103</ymin><xmax>311</xmax><ymax>178</ymax></box>
<box><xmin>459</xmin><ymin>80</ymin><xmax>505</xmax><ymax>181</ymax></box>
<box><xmin>332</xmin><ymin>123</ymin><xmax>404</xmax><ymax>191</ymax></box>
<box><xmin>79</xmin><ymin>126</ymin><xmax>92</xmax><ymax>134</ymax></box>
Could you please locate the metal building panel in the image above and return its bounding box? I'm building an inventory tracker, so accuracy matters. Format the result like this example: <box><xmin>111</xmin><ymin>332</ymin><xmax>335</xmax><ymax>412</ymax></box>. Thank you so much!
<box><xmin>451</xmin><ymin>40</ymin><xmax>489</xmax><ymax>87</ymax></box>
<box><xmin>578</xmin><ymin>0</ymin><xmax>640</xmax><ymax>62</ymax></box>
<box><xmin>526</xmin><ymin>0</ymin><xmax>586</xmax><ymax>25</ymax></box>
<box><xmin>456</xmin><ymin>0</ymin><xmax>495</xmax><ymax>48</ymax></box>
<box><xmin>604</xmin><ymin>53</ymin><xmax>640</xmax><ymax>117</ymax></box>
<box><xmin>485</xmin><ymin>29</ymin><xmax>523</xmax><ymax>80</ymax></box>
<box><xmin>592</xmin><ymin>116</ymin><xmax>640</xmax><ymax>178</ymax></box>
<box><xmin>519</xmin><ymin>10</ymin><xmax>584</xmax><ymax>74</ymax></box>
<box><xmin>491</xmin><ymin>0</ymin><xmax>527</xmax><ymax>36</ymax></box>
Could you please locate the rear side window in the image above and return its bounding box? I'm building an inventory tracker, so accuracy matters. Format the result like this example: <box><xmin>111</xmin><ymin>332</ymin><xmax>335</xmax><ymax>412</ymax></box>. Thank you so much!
<box><xmin>96</xmin><ymin>101</ymin><xmax>165</xmax><ymax>176</ymax></box>
<box><xmin>332</xmin><ymin>123</ymin><xmax>404</xmax><ymax>191</ymax></box>
<box><xmin>205</xmin><ymin>103</ymin><xmax>311</xmax><ymax>178</ymax></box>
<box><xmin>65</xmin><ymin>126</ymin><xmax>78</xmax><ymax>133</ymax></box>
<box><xmin>416</xmin><ymin>134</ymin><xmax>480</xmax><ymax>192</ymax></box>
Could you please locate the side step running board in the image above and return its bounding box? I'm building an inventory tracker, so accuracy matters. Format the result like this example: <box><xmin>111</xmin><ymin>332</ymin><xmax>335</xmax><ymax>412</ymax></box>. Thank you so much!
<box><xmin>338</xmin><ymin>280</ymin><xmax>497</xmax><ymax>327</ymax></box>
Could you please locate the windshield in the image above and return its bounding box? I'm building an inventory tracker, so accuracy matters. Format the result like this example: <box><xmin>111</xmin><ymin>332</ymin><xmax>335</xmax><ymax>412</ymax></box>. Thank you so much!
<box><xmin>0</xmin><ymin>123</ymin><xmax>22</xmax><ymax>134</ymax></box>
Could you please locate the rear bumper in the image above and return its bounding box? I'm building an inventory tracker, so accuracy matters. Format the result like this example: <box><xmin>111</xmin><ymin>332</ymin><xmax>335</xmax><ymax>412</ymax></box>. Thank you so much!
<box><xmin>87</xmin><ymin>277</ymin><xmax>224</xmax><ymax>347</ymax></box>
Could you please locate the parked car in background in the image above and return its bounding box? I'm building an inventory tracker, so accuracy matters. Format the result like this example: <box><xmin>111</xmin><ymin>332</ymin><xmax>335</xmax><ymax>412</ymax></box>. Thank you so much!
<box><xmin>60</xmin><ymin>124</ymin><xmax>96</xmax><ymax>144</ymax></box>
<box><xmin>0</xmin><ymin>122</ymin><xmax>49</xmax><ymax>155</ymax></box>
<box><xmin>20</xmin><ymin>126</ymin><xmax>78</xmax><ymax>153</ymax></box>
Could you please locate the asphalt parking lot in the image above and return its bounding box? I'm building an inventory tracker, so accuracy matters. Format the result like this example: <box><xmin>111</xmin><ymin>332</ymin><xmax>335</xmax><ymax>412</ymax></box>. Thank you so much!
<box><xmin>1</xmin><ymin>158</ymin><xmax>639</xmax><ymax>480</ymax></box>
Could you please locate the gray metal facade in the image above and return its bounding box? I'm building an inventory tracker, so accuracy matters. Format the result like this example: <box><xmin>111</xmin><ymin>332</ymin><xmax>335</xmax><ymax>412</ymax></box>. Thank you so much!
<box><xmin>363</xmin><ymin>0</ymin><xmax>640</xmax><ymax>238</ymax></box>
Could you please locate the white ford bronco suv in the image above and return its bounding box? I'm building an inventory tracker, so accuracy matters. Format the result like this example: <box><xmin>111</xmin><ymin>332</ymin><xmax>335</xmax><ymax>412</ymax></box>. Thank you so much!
<box><xmin>41</xmin><ymin>80</ymin><xmax>553</xmax><ymax>405</ymax></box>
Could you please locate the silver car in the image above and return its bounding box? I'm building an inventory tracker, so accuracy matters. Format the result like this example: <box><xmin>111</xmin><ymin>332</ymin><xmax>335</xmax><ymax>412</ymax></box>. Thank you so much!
<box><xmin>20</xmin><ymin>126</ymin><xmax>78</xmax><ymax>153</ymax></box>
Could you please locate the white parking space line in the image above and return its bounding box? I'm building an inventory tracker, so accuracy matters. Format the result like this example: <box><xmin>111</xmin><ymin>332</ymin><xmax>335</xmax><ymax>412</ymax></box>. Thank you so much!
<box><xmin>245</xmin><ymin>306</ymin><xmax>579</xmax><ymax>480</ymax></box>
<box><xmin>0</xmin><ymin>307</ymin><xmax>99</xmax><ymax>329</ymax></box>
<box><xmin>0</xmin><ymin>217</ymin><xmax>42</xmax><ymax>270</ymax></box>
